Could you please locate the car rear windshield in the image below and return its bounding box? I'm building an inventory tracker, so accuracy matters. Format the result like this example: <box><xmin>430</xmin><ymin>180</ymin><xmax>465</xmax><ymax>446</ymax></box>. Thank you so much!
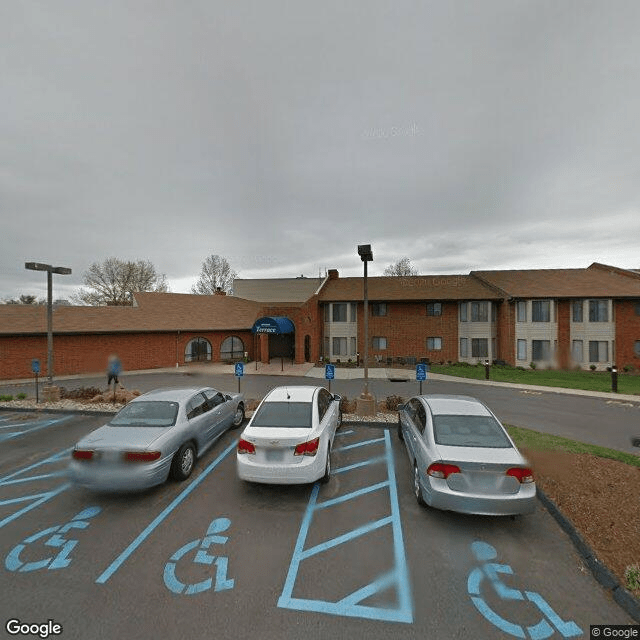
<box><xmin>432</xmin><ymin>414</ymin><xmax>512</xmax><ymax>448</ymax></box>
<box><xmin>250</xmin><ymin>401</ymin><xmax>312</xmax><ymax>428</ymax></box>
<box><xmin>109</xmin><ymin>401</ymin><xmax>179</xmax><ymax>427</ymax></box>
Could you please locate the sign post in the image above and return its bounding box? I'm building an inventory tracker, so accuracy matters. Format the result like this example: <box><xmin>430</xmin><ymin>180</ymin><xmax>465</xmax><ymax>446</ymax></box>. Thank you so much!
<box><xmin>325</xmin><ymin>363</ymin><xmax>335</xmax><ymax>393</ymax></box>
<box><xmin>31</xmin><ymin>359</ymin><xmax>40</xmax><ymax>404</ymax></box>
<box><xmin>235</xmin><ymin>362</ymin><xmax>244</xmax><ymax>393</ymax></box>
<box><xmin>416</xmin><ymin>363</ymin><xmax>427</xmax><ymax>395</ymax></box>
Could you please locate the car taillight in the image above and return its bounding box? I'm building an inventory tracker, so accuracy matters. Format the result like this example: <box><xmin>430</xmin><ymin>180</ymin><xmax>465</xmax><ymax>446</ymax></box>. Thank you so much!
<box><xmin>294</xmin><ymin>437</ymin><xmax>320</xmax><ymax>456</ymax></box>
<box><xmin>72</xmin><ymin>449</ymin><xmax>94</xmax><ymax>461</ymax></box>
<box><xmin>237</xmin><ymin>439</ymin><xmax>256</xmax><ymax>455</ymax></box>
<box><xmin>427</xmin><ymin>462</ymin><xmax>461</xmax><ymax>479</ymax></box>
<box><xmin>506</xmin><ymin>467</ymin><xmax>534</xmax><ymax>483</ymax></box>
<box><xmin>124</xmin><ymin>451</ymin><xmax>162</xmax><ymax>462</ymax></box>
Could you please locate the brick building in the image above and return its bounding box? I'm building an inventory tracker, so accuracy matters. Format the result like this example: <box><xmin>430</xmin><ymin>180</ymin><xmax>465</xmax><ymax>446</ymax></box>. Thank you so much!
<box><xmin>1</xmin><ymin>263</ymin><xmax>640</xmax><ymax>380</ymax></box>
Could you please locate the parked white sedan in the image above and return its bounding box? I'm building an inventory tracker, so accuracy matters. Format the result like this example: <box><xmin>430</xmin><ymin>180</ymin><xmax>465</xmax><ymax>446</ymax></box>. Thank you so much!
<box><xmin>237</xmin><ymin>385</ymin><xmax>341</xmax><ymax>484</ymax></box>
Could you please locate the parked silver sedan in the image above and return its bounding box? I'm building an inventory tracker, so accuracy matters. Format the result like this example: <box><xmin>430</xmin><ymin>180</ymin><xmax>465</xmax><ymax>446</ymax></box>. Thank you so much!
<box><xmin>398</xmin><ymin>395</ymin><xmax>535</xmax><ymax>516</ymax></box>
<box><xmin>69</xmin><ymin>387</ymin><xmax>245</xmax><ymax>491</ymax></box>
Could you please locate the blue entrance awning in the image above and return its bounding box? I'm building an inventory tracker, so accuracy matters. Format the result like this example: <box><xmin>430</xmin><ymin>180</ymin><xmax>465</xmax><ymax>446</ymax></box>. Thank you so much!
<box><xmin>251</xmin><ymin>316</ymin><xmax>295</xmax><ymax>334</ymax></box>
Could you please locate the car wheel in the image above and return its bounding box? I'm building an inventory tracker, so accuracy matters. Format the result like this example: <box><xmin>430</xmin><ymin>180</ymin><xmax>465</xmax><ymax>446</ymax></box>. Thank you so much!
<box><xmin>413</xmin><ymin>464</ymin><xmax>426</xmax><ymax>506</ymax></box>
<box><xmin>171</xmin><ymin>443</ymin><xmax>196</xmax><ymax>481</ymax></box>
<box><xmin>320</xmin><ymin>451</ymin><xmax>331</xmax><ymax>484</ymax></box>
<box><xmin>397</xmin><ymin>416</ymin><xmax>404</xmax><ymax>441</ymax></box>
<box><xmin>232</xmin><ymin>403</ymin><xmax>245</xmax><ymax>428</ymax></box>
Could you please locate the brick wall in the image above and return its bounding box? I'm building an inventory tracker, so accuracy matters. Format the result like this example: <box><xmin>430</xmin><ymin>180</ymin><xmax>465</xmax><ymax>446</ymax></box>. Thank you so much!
<box><xmin>496</xmin><ymin>301</ymin><xmax>515</xmax><ymax>365</ymax></box>
<box><xmin>556</xmin><ymin>300</ymin><xmax>571</xmax><ymax>369</ymax></box>
<box><xmin>615</xmin><ymin>300</ymin><xmax>640</xmax><ymax>370</ymax></box>
<box><xmin>0</xmin><ymin>329</ymin><xmax>256</xmax><ymax>381</ymax></box>
<box><xmin>358</xmin><ymin>301</ymin><xmax>459</xmax><ymax>364</ymax></box>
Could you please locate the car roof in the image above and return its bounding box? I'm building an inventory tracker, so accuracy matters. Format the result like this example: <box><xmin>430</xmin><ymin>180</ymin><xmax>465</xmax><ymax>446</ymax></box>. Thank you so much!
<box><xmin>418</xmin><ymin>395</ymin><xmax>492</xmax><ymax>417</ymax></box>
<box><xmin>263</xmin><ymin>386</ymin><xmax>322</xmax><ymax>403</ymax></box>
<box><xmin>133</xmin><ymin>387</ymin><xmax>214</xmax><ymax>403</ymax></box>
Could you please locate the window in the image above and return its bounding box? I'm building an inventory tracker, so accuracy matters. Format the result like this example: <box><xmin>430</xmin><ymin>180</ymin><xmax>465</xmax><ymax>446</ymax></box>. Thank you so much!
<box><xmin>371</xmin><ymin>303</ymin><xmax>387</xmax><ymax>316</ymax></box>
<box><xmin>589</xmin><ymin>300</ymin><xmax>608</xmax><ymax>322</ymax></box>
<box><xmin>636</xmin><ymin>303</ymin><xmax>640</xmax><ymax>317</ymax></box>
<box><xmin>426</xmin><ymin>302</ymin><xmax>442</xmax><ymax>316</ymax></box>
<box><xmin>459</xmin><ymin>302</ymin><xmax>468</xmax><ymax>322</ymax></box>
<box><xmin>332</xmin><ymin>337</ymin><xmax>347</xmax><ymax>356</ymax></box>
<box><xmin>204</xmin><ymin>389</ymin><xmax>226</xmax><ymax>407</ymax></box>
<box><xmin>426</xmin><ymin>337</ymin><xmax>442</xmax><ymax>350</ymax></box>
<box><xmin>589</xmin><ymin>341</ymin><xmax>609</xmax><ymax>362</ymax></box>
<box><xmin>317</xmin><ymin>388</ymin><xmax>333</xmax><ymax>422</ymax></box>
<box><xmin>572</xmin><ymin>300</ymin><xmax>584</xmax><ymax>322</ymax></box>
<box><xmin>516</xmin><ymin>301</ymin><xmax>527</xmax><ymax>322</ymax></box>
<box><xmin>471</xmin><ymin>338</ymin><xmax>488</xmax><ymax>358</ymax></box>
<box><xmin>324</xmin><ymin>305</ymin><xmax>330</xmax><ymax>322</ymax></box>
<box><xmin>572</xmin><ymin>340</ymin><xmax>583</xmax><ymax>363</ymax></box>
<box><xmin>471</xmin><ymin>301</ymin><xmax>488</xmax><ymax>322</ymax></box>
<box><xmin>532</xmin><ymin>340</ymin><xmax>551</xmax><ymax>361</ymax></box>
<box><xmin>350</xmin><ymin>337</ymin><xmax>356</xmax><ymax>356</ymax></box>
<box><xmin>185</xmin><ymin>337</ymin><xmax>212</xmax><ymax>362</ymax></box>
<box><xmin>332</xmin><ymin>303</ymin><xmax>348</xmax><ymax>322</ymax></box>
<box><xmin>372</xmin><ymin>336</ymin><xmax>387</xmax><ymax>350</ymax></box>
<box><xmin>350</xmin><ymin>303</ymin><xmax>357</xmax><ymax>322</ymax></box>
<box><xmin>517</xmin><ymin>339</ymin><xmax>527</xmax><ymax>361</ymax></box>
<box><xmin>635</xmin><ymin>341</ymin><xmax>640</xmax><ymax>357</ymax></box>
<box><xmin>460</xmin><ymin>337</ymin><xmax>468</xmax><ymax>358</ymax></box>
<box><xmin>187</xmin><ymin>393</ymin><xmax>210</xmax><ymax>420</ymax></box>
<box><xmin>531</xmin><ymin>300</ymin><xmax>551</xmax><ymax>322</ymax></box>
<box><xmin>220</xmin><ymin>336</ymin><xmax>244</xmax><ymax>360</ymax></box>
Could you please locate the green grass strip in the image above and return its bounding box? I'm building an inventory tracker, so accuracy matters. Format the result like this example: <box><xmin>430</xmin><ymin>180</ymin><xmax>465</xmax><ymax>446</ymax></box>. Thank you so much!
<box><xmin>506</xmin><ymin>424</ymin><xmax>640</xmax><ymax>468</ymax></box>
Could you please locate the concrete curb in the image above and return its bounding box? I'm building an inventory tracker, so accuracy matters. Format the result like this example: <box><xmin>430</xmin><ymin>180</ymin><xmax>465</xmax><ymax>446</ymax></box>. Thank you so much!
<box><xmin>0</xmin><ymin>406</ymin><xmax>116</xmax><ymax>417</ymax></box>
<box><xmin>536</xmin><ymin>487</ymin><xmax>640</xmax><ymax>622</ymax></box>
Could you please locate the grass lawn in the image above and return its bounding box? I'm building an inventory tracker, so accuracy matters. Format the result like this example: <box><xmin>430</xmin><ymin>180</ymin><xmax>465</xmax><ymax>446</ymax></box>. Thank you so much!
<box><xmin>428</xmin><ymin>363</ymin><xmax>640</xmax><ymax>395</ymax></box>
<box><xmin>506</xmin><ymin>424</ymin><xmax>640</xmax><ymax>468</ymax></box>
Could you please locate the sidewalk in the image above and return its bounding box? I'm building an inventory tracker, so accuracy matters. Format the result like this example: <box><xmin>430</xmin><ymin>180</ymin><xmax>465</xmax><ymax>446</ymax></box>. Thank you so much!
<box><xmin>1</xmin><ymin>363</ymin><xmax>639</xmax><ymax>404</ymax></box>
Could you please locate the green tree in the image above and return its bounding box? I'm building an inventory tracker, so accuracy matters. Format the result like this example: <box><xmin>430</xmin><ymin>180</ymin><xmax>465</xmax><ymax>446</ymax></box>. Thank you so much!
<box><xmin>72</xmin><ymin>258</ymin><xmax>169</xmax><ymax>306</ymax></box>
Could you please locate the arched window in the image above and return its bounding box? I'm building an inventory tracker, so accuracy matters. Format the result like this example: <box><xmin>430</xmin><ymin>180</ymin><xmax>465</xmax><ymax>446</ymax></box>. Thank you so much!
<box><xmin>221</xmin><ymin>336</ymin><xmax>245</xmax><ymax>361</ymax></box>
<box><xmin>185</xmin><ymin>337</ymin><xmax>212</xmax><ymax>362</ymax></box>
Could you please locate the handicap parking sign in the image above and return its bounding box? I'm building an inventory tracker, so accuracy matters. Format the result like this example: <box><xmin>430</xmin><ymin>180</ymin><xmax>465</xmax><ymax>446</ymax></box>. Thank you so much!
<box><xmin>31</xmin><ymin>359</ymin><xmax>40</xmax><ymax>374</ymax></box>
<box><xmin>416</xmin><ymin>363</ymin><xmax>427</xmax><ymax>381</ymax></box>
<box><xmin>325</xmin><ymin>364</ymin><xmax>335</xmax><ymax>380</ymax></box>
<box><xmin>234</xmin><ymin>362</ymin><xmax>244</xmax><ymax>377</ymax></box>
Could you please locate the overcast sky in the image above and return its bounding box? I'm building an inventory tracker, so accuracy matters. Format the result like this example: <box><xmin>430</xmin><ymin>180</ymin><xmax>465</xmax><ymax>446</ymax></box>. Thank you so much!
<box><xmin>3</xmin><ymin>1</ymin><xmax>640</xmax><ymax>301</ymax></box>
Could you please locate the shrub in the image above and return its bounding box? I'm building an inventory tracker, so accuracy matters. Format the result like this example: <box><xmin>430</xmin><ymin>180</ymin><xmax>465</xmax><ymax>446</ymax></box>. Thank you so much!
<box><xmin>0</xmin><ymin>394</ymin><xmax>14</xmax><ymax>401</ymax></box>
<box><xmin>624</xmin><ymin>365</ymin><xmax>634</xmax><ymax>373</ymax></box>
<box><xmin>385</xmin><ymin>395</ymin><xmax>405</xmax><ymax>411</ymax></box>
<box><xmin>17</xmin><ymin>393</ymin><xmax>27</xmax><ymax>400</ymax></box>
<box><xmin>530</xmin><ymin>361</ymin><xmax>537</xmax><ymax>370</ymax></box>
<box><xmin>590</xmin><ymin>364</ymin><xmax>597</xmax><ymax>371</ymax></box>
<box><xmin>625</xmin><ymin>564</ymin><xmax>640</xmax><ymax>592</ymax></box>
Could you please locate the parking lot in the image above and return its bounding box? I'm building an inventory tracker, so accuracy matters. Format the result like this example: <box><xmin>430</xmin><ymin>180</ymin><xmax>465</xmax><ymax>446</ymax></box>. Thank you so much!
<box><xmin>0</xmin><ymin>406</ymin><xmax>633</xmax><ymax>639</ymax></box>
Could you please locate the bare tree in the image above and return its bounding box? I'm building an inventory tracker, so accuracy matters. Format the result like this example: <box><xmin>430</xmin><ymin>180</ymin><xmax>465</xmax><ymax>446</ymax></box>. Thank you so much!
<box><xmin>191</xmin><ymin>255</ymin><xmax>237</xmax><ymax>295</ymax></box>
<box><xmin>72</xmin><ymin>258</ymin><xmax>169</xmax><ymax>306</ymax></box>
<box><xmin>3</xmin><ymin>294</ymin><xmax>46</xmax><ymax>305</ymax></box>
<box><xmin>383</xmin><ymin>257</ymin><xmax>418</xmax><ymax>277</ymax></box>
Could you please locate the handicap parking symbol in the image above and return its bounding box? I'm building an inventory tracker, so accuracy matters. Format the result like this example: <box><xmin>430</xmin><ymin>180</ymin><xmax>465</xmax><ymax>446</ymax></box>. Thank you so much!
<box><xmin>164</xmin><ymin>517</ymin><xmax>234</xmax><ymax>595</ymax></box>
<box><xmin>467</xmin><ymin>542</ymin><xmax>582</xmax><ymax>639</ymax></box>
<box><xmin>5</xmin><ymin>506</ymin><xmax>101</xmax><ymax>572</ymax></box>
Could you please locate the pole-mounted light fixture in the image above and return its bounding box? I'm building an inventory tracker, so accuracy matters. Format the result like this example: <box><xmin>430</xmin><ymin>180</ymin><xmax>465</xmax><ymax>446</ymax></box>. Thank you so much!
<box><xmin>25</xmin><ymin>262</ymin><xmax>72</xmax><ymax>384</ymax></box>
<box><xmin>357</xmin><ymin>245</ymin><xmax>374</xmax><ymax>411</ymax></box>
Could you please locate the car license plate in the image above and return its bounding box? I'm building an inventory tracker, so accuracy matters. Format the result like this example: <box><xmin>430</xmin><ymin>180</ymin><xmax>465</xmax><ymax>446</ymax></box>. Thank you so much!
<box><xmin>264</xmin><ymin>449</ymin><xmax>284</xmax><ymax>462</ymax></box>
<box><xmin>99</xmin><ymin>449</ymin><xmax>121</xmax><ymax>463</ymax></box>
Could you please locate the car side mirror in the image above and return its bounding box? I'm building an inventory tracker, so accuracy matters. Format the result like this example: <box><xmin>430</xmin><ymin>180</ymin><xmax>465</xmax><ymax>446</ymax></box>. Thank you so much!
<box><xmin>225</xmin><ymin>394</ymin><xmax>232</xmax><ymax>402</ymax></box>
<box><xmin>397</xmin><ymin>404</ymin><xmax>406</xmax><ymax>411</ymax></box>
<box><xmin>632</xmin><ymin>437</ymin><xmax>640</xmax><ymax>448</ymax></box>
<box><xmin>333</xmin><ymin>394</ymin><xmax>341</xmax><ymax>402</ymax></box>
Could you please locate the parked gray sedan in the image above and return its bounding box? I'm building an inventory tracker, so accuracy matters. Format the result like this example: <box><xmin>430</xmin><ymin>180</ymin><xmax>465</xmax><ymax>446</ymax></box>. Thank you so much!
<box><xmin>69</xmin><ymin>387</ymin><xmax>245</xmax><ymax>491</ymax></box>
<box><xmin>398</xmin><ymin>395</ymin><xmax>536</xmax><ymax>516</ymax></box>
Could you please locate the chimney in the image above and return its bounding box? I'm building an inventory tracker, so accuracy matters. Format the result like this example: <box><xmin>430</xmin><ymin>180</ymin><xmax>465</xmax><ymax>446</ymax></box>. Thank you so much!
<box><xmin>214</xmin><ymin>287</ymin><xmax>226</xmax><ymax>296</ymax></box>
<box><xmin>328</xmin><ymin>269</ymin><xmax>339</xmax><ymax>280</ymax></box>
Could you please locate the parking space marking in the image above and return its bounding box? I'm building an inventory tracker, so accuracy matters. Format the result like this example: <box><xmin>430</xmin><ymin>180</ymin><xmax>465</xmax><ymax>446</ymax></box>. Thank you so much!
<box><xmin>96</xmin><ymin>439</ymin><xmax>238</xmax><ymax>584</ymax></box>
<box><xmin>0</xmin><ymin>415</ymin><xmax>73</xmax><ymax>442</ymax></box>
<box><xmin>0</xmin><ymin>448</ymin><xmax>72</xmax><ymax>529</ymax></box>
<box><xmin>278</xmin><ymin>429</ymin><xmax>413</xmax><ymax>623</ymax></box>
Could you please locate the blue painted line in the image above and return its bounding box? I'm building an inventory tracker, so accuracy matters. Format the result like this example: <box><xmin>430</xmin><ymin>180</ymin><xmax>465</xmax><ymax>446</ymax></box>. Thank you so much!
<box><xmin>96</xmin><ymin>439</ymin><xmax>238</xmax><ymax>584</ymax></box>
<box><xmin>0</xmin><ymin>472</ymin><xmax>69</xmax><ymax>486</ymax></box>
<box><xmin>333</xmin><ymin>436</ymin><xmax>385</xmax><ymax>453</ymax></box>
<box><xmin>0</xmin><ymin>416</ymin><xmax>73</xmax><ymax>441</ymax></box>
<box><xmin>300</xmin><ymin>516</ymin><xmax>393</xmax><ymax>560</ymax></box>
<box><xmin>315</xmin><ymin>481</ymin><xmax>390</xmax><ymax>510</ymax></box>
<box><xmin>0</xmin><ymin>448</ymin><xmax>72</xmax><ymax>484</ymax></box>
<box><xmin>278</xmin><ymin>429</ymin><xmax>413</xmax><ymax>624</ymax></box>
<box><xmin>0</xmin><ymin>484</ymin><xmax>71</xmax><ymax>529</ymax></box>
<box><xmin>332</xmin><ymin>455</ymin><xmax>386</xmax><ymax>475</ymax></box>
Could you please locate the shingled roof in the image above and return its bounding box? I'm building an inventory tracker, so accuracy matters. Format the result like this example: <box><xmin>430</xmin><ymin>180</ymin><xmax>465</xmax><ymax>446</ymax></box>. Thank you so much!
<box><xmin>317</xmin><ymin>274</ymin><xmax>500</xmax><ymax>302</ymax></box>
<box><xmin>0</xmin><ymin>292</ymin><xmax>263</xmax><ymax>335</ymax></box>
<box><xmin>471</xmin><ymin>263</ymin><xmax>640</xmax><ymax>299</ymax></box>
<box><xmin>233</xmin><ymin>277</ymin><xmax>325</xmax><ymax>303</ymax></box>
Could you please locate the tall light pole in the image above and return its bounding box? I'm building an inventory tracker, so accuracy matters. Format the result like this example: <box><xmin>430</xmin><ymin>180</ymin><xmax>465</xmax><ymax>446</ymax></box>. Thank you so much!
<box><xmin>356</xmin><ymin>244</ymin><xmax>375</xmax><ymax>415</ymax></box>
<box><xmin>25</xmin><ymin>262</ymin><xmax>72</xmax><ymax>385</ymax></box>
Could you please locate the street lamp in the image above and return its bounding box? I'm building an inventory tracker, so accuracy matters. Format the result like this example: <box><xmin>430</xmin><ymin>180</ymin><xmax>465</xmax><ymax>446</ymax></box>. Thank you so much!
<box><xmin>356</xmin><ymin>244</ymin><xmax>375</xmax><ymax>415</ymax></box>
<box><xmin>25</xmin><ymin>262</ymin><xmax>72</xmax><ymax>385</ymax></box>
